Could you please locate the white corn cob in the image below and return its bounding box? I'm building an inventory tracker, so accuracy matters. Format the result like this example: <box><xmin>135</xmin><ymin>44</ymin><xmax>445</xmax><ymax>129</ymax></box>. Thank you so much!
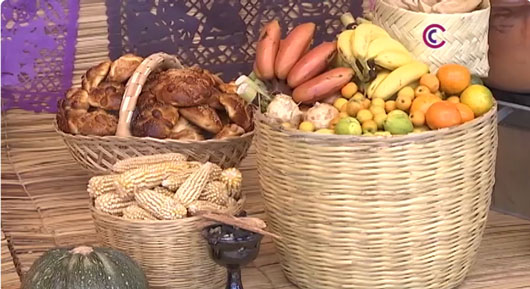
<box><xmin>187</xmin><ymin>200</ymin><xmax>228</xmax><ymax>216</ymax></box>
<box><xmin>161</xmin><ymin>169</ymin><xmax>195</xmax><ymax>191</ymax></box>
<box><xmin>122</xmin><ymin>204</ymin><xmax>157</xmax><ymax>220</ymax></box>
<box><xmin>220</xmin><ymin>168</ymin><xmax>243</xmax><ymax>199</ymax></box>
<box><xmin>87</xmin><ymin>174</ymin><xmax>119</xmax><ymax>198</ymax></box>
<box><xmin>174</xmin><ymin>162</ymin><xmax>213</xmax><ymax>206</ymax></box>
<box><xmin>95</xmin><ymin>193</ymin><xmax>134</xmax><ymax>215</ymax></box>
<box><xmin>200</xmin><ymin>181</ymin><xmax>229</xmax><ymax>206</ymax></box>
<box><xmin>135</xmin><ymin>189</ymin><xmax>187</xmax><ymax>220</ymax></box>
<box><xmin>115</xmin><ymin>162</ymin><xmax>188</xmax><ymax>198</ymax></box>
<box><xmin>153</xmin><ymin>186</ymin><xmax>174</xmax><ymax>197</ymax></box>
<box><xmin>112</xmin><ymin>153</ymin><xmax>187</xmax><ymax>173</ymax></box>
<box><xmin>210</xmin><ymin>163</ymin><xmax>223</xmax><ymax>181</ymax></box>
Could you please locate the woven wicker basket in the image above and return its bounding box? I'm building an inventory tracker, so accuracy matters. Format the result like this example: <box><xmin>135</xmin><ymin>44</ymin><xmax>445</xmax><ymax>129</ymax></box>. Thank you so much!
<box><xmin>255</xmin><ymin>104</ymin><xmax>498</xmax><ymax>289</ymax></box>
<box><xmin>91</xmin><ymin>196</ymin><xmax>245</xmax><ymax>289</ymax></box>
<box><xmin>371</xmin><ymin>0</ymin><xmax>491</xmax><ymax>77</ymax></box>
<box><xmin>56</xmin><ymin>52</ymin><xmax>254</xmax><ymax>174</ymax></box>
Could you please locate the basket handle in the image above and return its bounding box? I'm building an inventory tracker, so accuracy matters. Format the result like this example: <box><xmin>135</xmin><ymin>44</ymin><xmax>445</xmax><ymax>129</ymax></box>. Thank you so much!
<box><xmin>116</xmin><ymin>52</ymin><xmax>184</xmax><ymax>137</ymax></box>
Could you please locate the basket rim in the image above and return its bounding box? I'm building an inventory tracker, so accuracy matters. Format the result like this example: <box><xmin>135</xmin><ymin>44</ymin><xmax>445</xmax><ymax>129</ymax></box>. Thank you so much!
<box><xmin>53</xmin><ymin>117</ymin><xmax>255</xmax><ymax>144</ymax></box>
<box><xmin>257</xmin><ymin>101</ymin><xmax>497</xmax><ymax>143</ymax></box>
<box><xmin>376</xmin><ymin>0</ymin><xmax>491</xmax><ymax>16</ymax></box>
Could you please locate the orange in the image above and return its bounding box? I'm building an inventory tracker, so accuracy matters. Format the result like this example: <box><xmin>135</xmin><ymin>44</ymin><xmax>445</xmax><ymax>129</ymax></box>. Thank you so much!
<box><xmin>436</xmin><ymin>64</ymin><xmax>471</xmax><ymax>95</ymax></box>
<box><xmin>419</xmin><ymin>73</ymin><xmax>440</xmax><ymax>93</ymax></box>
<box><xmin>425</xmin><ymin>101</ymin><xmax>462</xmax><ymax>129</ymax></box>
<box><xmin>409</xmin><ymin>111</ymin><xmax>425</xmax><ymax>127</ymax></box>
<box><xmin>410</xmin><ymin>94</ymin><xmax>442</xmax><ymax>115</ymax></box>
<box><xmin>447</xmin><ymin>96</ymin><xmax>460</xmax><ymax>104</ymax></box>
<box><xmin>455</xmin><ymin>103</ymin><xmax>475</xmax><ymax>123</ymax></box>
<box><xmin>415</xmin><ymin>85</ymin><xmax>431</xmax><ymax>98</ymax></box>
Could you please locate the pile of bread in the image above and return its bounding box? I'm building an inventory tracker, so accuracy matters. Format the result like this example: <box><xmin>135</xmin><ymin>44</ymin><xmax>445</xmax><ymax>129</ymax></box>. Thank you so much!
<box><xmin>57</xmin><ymin>54</ymin><xmax>253</xmax><ymax>140</ymax></box>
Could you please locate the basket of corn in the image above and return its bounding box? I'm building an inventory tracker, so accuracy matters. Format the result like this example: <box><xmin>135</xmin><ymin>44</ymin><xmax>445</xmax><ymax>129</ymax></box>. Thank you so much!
<box><xmin>55</xmin><ymin>52</ymin><xmax>254</xmax><ymax>174</ymax></box>
<box><xmin>89</xmin><ymin>153</ymin><xmax>245</xmax><ymax>289</ymax></box>
<box><xmin>242</xmin><ymin>15</ymin><xmax>498</xmax><ymax>289</ymax></box>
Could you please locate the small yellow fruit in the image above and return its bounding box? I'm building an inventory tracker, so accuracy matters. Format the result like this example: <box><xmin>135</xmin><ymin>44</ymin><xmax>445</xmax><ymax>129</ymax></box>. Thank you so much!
<box><xmin>409</xmin><ymin>111</ymin><xmax>425</xmax><ymax>127</ymax></box>
<box><xmin>363</xmin><ymin>132</ymin><xmax>374</xmax><ymax>136</ymax></box>
<box><xmin>371</xmin><ymin>98</ymin><xmax>385</xmax><ymax>107</ymax></box>
<box><xmin>281</xmin><ymin>122</ymin><xmax>293</xmax><ymax>130</ymax></box>
<box><xmin>373</xmin><ymin>113</ymin><xmax>387</xmax><ymax>129</ymax></box>
<box><xmin>419</xmin><ymin>73</ymin><xmax>440</xmax><ymax>93</ymax></box>
<box><xmin>299</xmin><ymin>121</ymin><xmax>315</xmax><ymax>132</ymax></box>
<box><xmin>415</xmin><ymin>85</ymin><xmax>431</xmax><ymax>98</ymax></box>
<box><xmin>396</xmin><ymin>95</ymin><xmax>412</xmax><ymax>111</ymax></box>
<box><xmin>334</xmin><ymin>98</ymin><xmax>349</xmax><ymax>111</ymax></box>
<box><xmin>362</xmin><ymin>120</ymin><xmax>378</xmax><ymax>134</ymax></box>
<box><xmin>329</xmin><ymin>115</ymin><xmax>341</xmax><ymax>129</ymax></box>
<box><xmin>315</xmin><ymin>129</ymin><xmax>335</xmax><ymax>134</ymax></box>
<box><xmin>340</xmin><ymin>103</ymin><xmax>349</xmax><ymax>113</ymax></box>
<box><xmin>346</xmin><ymin>101</ymin><xmax>363</xmax><ymax>117</ymax></box>
<box><xmin>434</xmin><ymin>91</ymin><xmax>444</xmax><ymax>99</ymax></box>
<box><xmin>356</xmin><ymin>109</ymin><xmax>373</xmax><ymax>123</ymax></box>
<box><xmin>385</xmin><ymin>100</ymin><xmax>396</xmax><ymax>113</ymax></box>
<box><xmin>460</xmin><ymin>85</ymin><xmax>495</xmax><ymax>117</ymax></box>
<box><xmin>412</xmin><ymin>126</ymin><xmax>430</xmax><ymax>133</ymax></box>
<box><xmin>352</xmin><ymin>92</ymin><xmax>365</xmax><ymax>103</ymax></box>
<box><xmin>370</xmin><ymin>105</ymin><xmax>386</xmax><ymax>116</ymax></box>
<box><xmin>339</xmin><ymin>112</ymin><xmax>349</xmax><ymax>119</ymax></box>
<box><xmin>362</xmin><ymin>98</ymin><xmax>371</xmax><ymax>109</ymax></box>
<box><xmin>447</xmin><ymin>96</ymin><xmax>460</xmax><ymax>104</ymax></box>
<box><xmin>398</xmin><ymin>86</ymin><xmax>415</xmax><ymax>101</ymax></box>
<box><xmin>341</xmin><ymin>82</ymin><xmax>358</xmax><ymax>99</ymax></box>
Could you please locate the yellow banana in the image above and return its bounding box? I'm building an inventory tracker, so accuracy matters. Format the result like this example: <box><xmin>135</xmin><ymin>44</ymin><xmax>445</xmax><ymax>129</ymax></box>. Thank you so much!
<box><xmin>374</xmin><ymin>50</ymin><xmax>413</xmax><ymax>70</ymax></box>
<box><xmin>351</xmin><ymin>23</ymin><xmax>390</xmax><ymax>63</ymax></box>
<box><xmin>337</xmin><ymin>30</ymin><xmax>365</xmax><ymax>81</ymax></box>
<box><xmin>366</xmin><ymin>37</ymin><xmax>410</xmax><ymax>60</ymax></box>
<box><xmin>367</xmin><ymin>71</ymin><xmax>390</xmax><ymax>99</ymax></box>
<box><xmin>372</xmin><ymin>61</ymin><xmax>430</xmax><ymax>100</ymax></box>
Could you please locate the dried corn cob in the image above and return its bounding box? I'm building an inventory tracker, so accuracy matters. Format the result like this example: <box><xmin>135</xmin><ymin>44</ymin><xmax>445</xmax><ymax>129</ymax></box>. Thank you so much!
<box><xmin>112</xmin><ymin>153</ymin><xmax>187</xmax><ymax>173</ymax></box>
<box><xmin>153</xmin><ymin>186</ymin><xmax>174</xmax><ymax>197</ymax></box>
<box><xmin>135</xmin><ymin>189</ymin><xmax>187</xmax><ymax>220</ymax></box>
<box><xmin>161</xmin><ymin>169</ymin><xmax>195</xmax><ymax>191</ymax></box>
<box><xmin>88</xmin><ymin>174</ymin><xmax>119</xmax><ymax>198</ymax></box>
<box><xmin>115</xmin><ymin>162</ymin><xmax>188</xmax><ymax>198</ymax></box>
<box><xmin>188</xmin><ymin>200</ymin><xmax>228</xmax><ymax>216</ymax></box>
<box><xmin>220</xmin><ymin>168</ymin><xmax>243</xmax><ymax>199</ymax></box>
<box><xmin>122</xmin><ymin>204</ymin><xmax>157</xmax><ymax>220</ymax></box>
<box><xmin>174</xmin><ymin>162</ymin><xmax>213</xmax><ymax>206</ymax></box>
<box><xmin>200</xmin><ymin>181</ymin><xmax>229</xmax><ymax>206</ymax></box>
<box><xmin>210</xmin><ymin>163</ymin><xmax>223</xmax><ymax>181</ymax></box>
<box><xmin>95</xmin><ymin>193</ymin><xmax>134</xmax><ymax>215</ymax></box>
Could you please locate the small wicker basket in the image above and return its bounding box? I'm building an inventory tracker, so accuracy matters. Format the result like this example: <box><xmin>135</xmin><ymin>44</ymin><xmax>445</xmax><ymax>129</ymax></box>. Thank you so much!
<box><xmin>370</xmin><ymin>0</ymin><xmax>491</xmax><ymax>77</ymax></box>
<box><xmin>56</xmin><ymin>52</ymin><xmax>254</xmax><ymax>174</ymax></box>
<box><xmin>91</xmin><ymin>197</ymin><xmax>245</xmax><ymax>289</ymax></box>
<box><xmin>255</xmin><ymin>104</ymin><xmax>498</xmax><ymax>289</ymax></box>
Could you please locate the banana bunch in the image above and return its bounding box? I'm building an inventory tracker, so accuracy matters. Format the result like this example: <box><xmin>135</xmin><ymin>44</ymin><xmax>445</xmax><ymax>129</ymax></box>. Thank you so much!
<box><xmin>336</xmin><ymin>13</ymin><xmax>429</xmax><ymax>100</ymax></box>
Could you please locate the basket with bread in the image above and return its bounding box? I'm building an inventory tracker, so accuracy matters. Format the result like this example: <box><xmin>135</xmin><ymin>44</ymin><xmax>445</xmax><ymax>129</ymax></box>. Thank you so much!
<box><xmin>55</xmin><ymin>52</ymin><xmax>254</xmax><ymax>173</ymax></box>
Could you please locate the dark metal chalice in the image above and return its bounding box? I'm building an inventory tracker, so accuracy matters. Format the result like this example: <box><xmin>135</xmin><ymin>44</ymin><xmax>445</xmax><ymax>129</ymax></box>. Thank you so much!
<box><xmin>202</xmin><ymin>219</ymin><xmax>263</xmax><ymax>289</ymax></box>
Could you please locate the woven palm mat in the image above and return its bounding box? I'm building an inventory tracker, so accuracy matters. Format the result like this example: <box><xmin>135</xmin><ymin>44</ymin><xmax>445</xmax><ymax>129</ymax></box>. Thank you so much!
<box><xmin>1</xmin><ymin>232</ymin><xmax>21</xmax><ymax>289</ymax></box>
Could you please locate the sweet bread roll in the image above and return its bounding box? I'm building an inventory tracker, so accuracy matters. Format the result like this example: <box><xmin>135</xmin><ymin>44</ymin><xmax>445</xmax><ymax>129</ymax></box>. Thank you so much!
<box><xmin>215</xmin><ymin>124</ymin><xmax>245</xmax><ymax>139</ymax></box>
<box><xmin>56</xmin><ymin>99</ymin><xmax>71</xmax><ymax>133</ymax></box>
<box><xmin>179</xmin><ymin>105</ymin><xmax>223</xmax><ymax>133</ymax></box>
<box><xmin>70</xmin><ymin>109</ymin><xmax>118</xmax><ymax>136</ymax></box>
<box><xmin>152</xmin><ymin>67</ymin><xmax>219</xmax><ymax>107</ymax></box>
<box><xmin>108</xmin><ymin>54</ymin><xmax>143</xmax><ymax>83</ymax></box>
<box><xmin>137</xmin><ymin>91</ymin><xmax>158</xmax><ymax>110</ymax></box>
<box><xmin>219</xmin><ymin>82</ymin><xmax>237</xmax><ymax>94</ymax></box>
<box><xmin>219</xmin><ymin>93</ymin><xmax>254</xmax><ymax>132</ymax></box>
<box><xmin>131</xmin><ymin>104</ymin><xmax>180</xmax><ymax>139</ymax></box>
<box><xmin>88</xmin><ymin>82</ymin><xmax>125</xmax><ymax>111</ymax></box>
<box><xmin>82</xmin><ymin>61</ymin><xmax>111</xmax><ymax>92</ymax></box>
<box><xmin>65</xmin><ymin>88</ymin><xmax>90</xmax><ymax>110</ymax></box>
<box><xmin>169</xmin><ymin>118</ymin><xmax>204</xmax><ymax>141</ymax></box>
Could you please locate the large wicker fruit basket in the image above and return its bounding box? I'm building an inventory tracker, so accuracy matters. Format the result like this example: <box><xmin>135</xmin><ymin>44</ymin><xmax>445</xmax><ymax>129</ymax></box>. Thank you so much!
<box><xmin>255</xmin><ymin>104</ymin><xmax>497</xmax><ymax>289</ymax></box>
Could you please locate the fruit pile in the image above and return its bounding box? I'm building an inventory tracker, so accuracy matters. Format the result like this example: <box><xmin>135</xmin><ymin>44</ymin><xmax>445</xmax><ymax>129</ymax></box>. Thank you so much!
<box><xmin>238</xmin><ymin>14</ymin><xmax>495</xmax><ymax>137</ymax></box>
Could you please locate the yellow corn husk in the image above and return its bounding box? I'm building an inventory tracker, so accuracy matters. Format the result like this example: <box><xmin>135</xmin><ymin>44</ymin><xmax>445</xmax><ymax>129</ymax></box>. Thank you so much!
<box><xmin>122</xmin><ymin>203</ymin><xmax>157</xmax><ymax>220</ymax></box>
<box><xmin>112</xmin><ymin>153</ymin><xmax>187</xmax><ymax>173</ymax></box>
<box><xmin>220</xmin><ymin>168</ymin><xmax>243</xmax><ymax>199</ymax></box>
<box><xmin>88</xmin><ymin>174</ymin><xmax>119</xmax><ymax>198</ymax></box>
<box><xmin>95</xmin><ymin>193</ymin><xmax>134</xmax><ymax>215</ymax></box>
<box><xmin>200</xmin><ymin>181</ymin><xmax>229</xmax><ymax>206</ymax></box>
<box><xmin>135</xmin><ymin>189</ymin><xmax>187</xmax><ymax>220</ymax></box>
<box><xmin>187</xmin><ymin>200</ymin><xmax>228</xmax><ymax>216</ymax></box>
<box><xmin>174</xmin><ymin>162</ymin><xmax>213</xmax><ymax>206</ymax></box>
<box><xmin>115</xmin><ymin>162</ymin><xmax>189</xmax><ymax>198</ymax></box>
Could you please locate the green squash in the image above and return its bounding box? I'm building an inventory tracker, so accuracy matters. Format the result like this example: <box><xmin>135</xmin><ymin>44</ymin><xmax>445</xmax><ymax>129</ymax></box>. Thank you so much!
<box><xmin>22</xmin><ymin>246</ymin><xmax>148</xmax><ymax>289</ymax></box>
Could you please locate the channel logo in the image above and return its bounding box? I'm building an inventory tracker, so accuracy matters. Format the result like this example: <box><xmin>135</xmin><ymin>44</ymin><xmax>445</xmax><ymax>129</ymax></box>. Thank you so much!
<box><xmin>423</xmin><ymin>24</ymin><xmax>446</xmax><ymax>49</ymax></box>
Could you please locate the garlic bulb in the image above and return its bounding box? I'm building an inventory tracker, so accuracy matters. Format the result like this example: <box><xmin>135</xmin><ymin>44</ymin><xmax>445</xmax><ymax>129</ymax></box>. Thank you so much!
<box><xmin>265</xmin><ymin>94</ymin><xmax>303</xmax><ymax>126</ymax></box>
<box><xmin>305</xmin><ymin>103</ymin><xmax>339</xmax><ymax>130</ymax></box>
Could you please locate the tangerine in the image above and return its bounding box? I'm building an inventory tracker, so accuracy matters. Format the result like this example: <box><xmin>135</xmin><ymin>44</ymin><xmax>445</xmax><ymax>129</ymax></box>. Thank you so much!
<box><xmin>419</xmin><ymin>74</ymin><xmax>440</xmax><ymax>93</ymax></box>
<box><xmin>455</xmin><ymin>103</ymin><xmax>475</xmax><ymax>123</ymax></box>
<box><xmin>446</xmin><ymin>96</ymin><xmax>460</xmax><ymax>104</ymax></box>
<box><xmin>425</xmin><ymin>101</ymin><xmax>462</xmax><ymax>129</ymax></box>
<box><xmin>410</xmin><ymin>94</ymin><xmax>442</xmax><ymax>115</ymax></box>
<box><xmin>436</xmin><ymin>64</ymin><xmax>471</xmax><ymax>95</ymax></box>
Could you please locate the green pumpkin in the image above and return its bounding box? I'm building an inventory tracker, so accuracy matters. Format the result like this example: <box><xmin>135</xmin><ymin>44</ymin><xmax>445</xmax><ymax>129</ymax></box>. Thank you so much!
<box><xmin>22</xmin><ymin>246</ymin><xmax>148</xmax><ymax>289</ymax></box>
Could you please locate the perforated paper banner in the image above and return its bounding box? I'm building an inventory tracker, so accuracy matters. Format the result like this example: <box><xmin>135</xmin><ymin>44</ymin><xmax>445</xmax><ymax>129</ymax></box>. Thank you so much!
<box><xmin>1</xmin><ymin>0</ymin><xmax>80</xmax><ymax>113</ymax></box>
<box><xmin>106</xmin><ymin>0</ymin><xmax>363</xmax><ymax>82</ymax></box>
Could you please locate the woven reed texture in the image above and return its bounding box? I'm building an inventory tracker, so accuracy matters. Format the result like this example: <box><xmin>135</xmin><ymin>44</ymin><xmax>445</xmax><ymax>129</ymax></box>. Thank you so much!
<box><xmin>372</xmin><ymin>0</ymin><xmax>491</xmax><ymax>77</ymax></box>
<box><xmin>255</xmin><ymin>105</ymin><xmax>498</xmax><ymax>289</ymax></box>
<box><xmin>91</xmin><ymin>196</ymin><xmax>245</xmax><ymax>289</ymax></box>
<box><xmin>1</xmin><ymin>110</ymin><xmax>97</xmax><ymax>274</ymax></box>
<box><xmin>1</xmin><ymin>232</ymin><xmax>21</xmax><ymax>289</ymax></box>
